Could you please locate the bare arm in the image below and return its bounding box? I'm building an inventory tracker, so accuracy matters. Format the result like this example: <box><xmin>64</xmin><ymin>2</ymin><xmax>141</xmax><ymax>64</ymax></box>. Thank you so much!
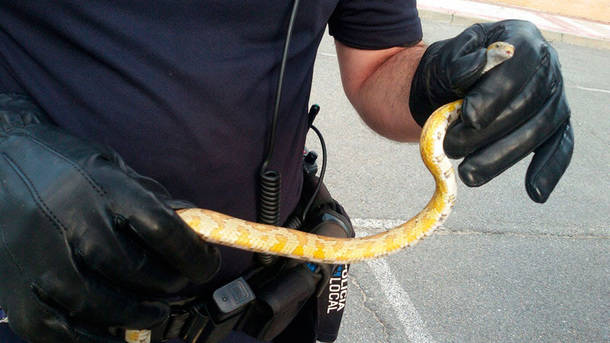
<box><xmin>335</xmin><ymin>40</ymin><xmax>427</xmax><ymax>142</ymax></box>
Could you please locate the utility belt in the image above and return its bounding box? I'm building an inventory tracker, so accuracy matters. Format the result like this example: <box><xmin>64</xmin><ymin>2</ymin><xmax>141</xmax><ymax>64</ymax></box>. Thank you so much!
<box><xmin>131</xmin><ymin>150</ymin><xmax>354</xmax><ymax>343</ymax></box>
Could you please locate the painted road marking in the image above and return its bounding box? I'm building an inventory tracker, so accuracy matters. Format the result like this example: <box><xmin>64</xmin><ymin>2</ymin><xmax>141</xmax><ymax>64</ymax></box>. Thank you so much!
<box><xmin>318</xmin><ymin>52</ymin><xmax>337</xmax><ymax>58</ymax></box>
<box><xmin>356</xmin><ymin>228</ymin><xmax>436</xmax><ymax>343</ymax></box>
<box><xmin>352</xmin><ymin>218</ymin><xmax>405</xmax><ymax>230</ymax></box>
<box><xmin>365</xmin><ymin>258</ymin><xmax>436</xmax><ymax>343</ymax></box>
<box><xmin>575</xmin><ymin>85</ymin><xmax>610</xmax><ymax>94</ymax></box>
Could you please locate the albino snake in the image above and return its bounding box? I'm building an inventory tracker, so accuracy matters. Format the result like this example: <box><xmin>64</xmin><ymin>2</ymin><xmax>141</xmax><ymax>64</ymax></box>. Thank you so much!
<box><xmin>125</xmin><ymin>42</ymin><xmax>514</xmax><ymax>343</ymax></box>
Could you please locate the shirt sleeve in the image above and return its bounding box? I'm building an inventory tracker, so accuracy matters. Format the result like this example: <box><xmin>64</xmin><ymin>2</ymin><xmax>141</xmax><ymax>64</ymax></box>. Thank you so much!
<box><xmin>328</xmin><ymin>0</ymin><xmax>422</xmax><ymax>50</ymax></box>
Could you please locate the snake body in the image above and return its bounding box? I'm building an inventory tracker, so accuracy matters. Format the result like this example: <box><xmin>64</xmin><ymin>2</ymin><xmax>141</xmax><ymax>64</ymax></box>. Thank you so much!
<box><xmin>124</xmin><ymin>42</ymin><xmax>513</xmax><ymax>343</ymax></box>
<box><xmin>177</xmin><ymin>99</ymin><xmax>460</xmax><ymax>263</ymax></box>
<box><xmin>177</xmin><ymin>42</ymin><xmax>514</xmax><ymax>264</ymax></box>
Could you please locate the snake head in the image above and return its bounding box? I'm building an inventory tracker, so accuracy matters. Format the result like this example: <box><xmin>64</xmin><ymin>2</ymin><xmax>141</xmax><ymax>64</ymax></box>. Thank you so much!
<box><xmin>484</xmin><ymin>41</ymin><xmax>515</xmax><ymax>73</ymax></box>
<box><xmin>488</xmin><ymin>41</ymin><xmax>514</xmax><ymax>58</ymax></box>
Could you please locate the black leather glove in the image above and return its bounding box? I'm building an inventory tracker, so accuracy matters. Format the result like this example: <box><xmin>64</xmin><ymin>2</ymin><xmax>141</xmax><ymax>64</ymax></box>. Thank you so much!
<box><xmin>410</xmin><ymin>20</ymin><xmax>574</xmax><ymax>203</ymax></box>
<box><xmin>0</xmin><ymin>94</ymin><xmax>220</xmax><ymax>342</ymax></box>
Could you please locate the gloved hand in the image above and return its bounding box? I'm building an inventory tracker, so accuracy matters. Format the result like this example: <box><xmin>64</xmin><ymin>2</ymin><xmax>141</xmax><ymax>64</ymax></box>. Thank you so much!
<box><xmin>0</xmin><ymin>94</ymin><xmax>220</xmax><ymax>342</ymax></box>
<box><xmin>410</xmin><ymin>20</ymin><xmax>574</xmax><ymax>203</ymax></box>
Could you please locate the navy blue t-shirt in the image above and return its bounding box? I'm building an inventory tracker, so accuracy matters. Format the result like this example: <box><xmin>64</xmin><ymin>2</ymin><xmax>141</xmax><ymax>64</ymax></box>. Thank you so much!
<box><xmin>0</xmin><ymin>1</ymin><xmax>420</xmax><ymax>341</ymax></box>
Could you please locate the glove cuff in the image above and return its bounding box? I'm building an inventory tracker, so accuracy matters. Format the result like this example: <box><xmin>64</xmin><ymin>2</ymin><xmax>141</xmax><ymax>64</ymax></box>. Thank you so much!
<box><xmin>409</xmin><ymin>44</ymin><xmax>440</xmax><ymax>127</ymax></box>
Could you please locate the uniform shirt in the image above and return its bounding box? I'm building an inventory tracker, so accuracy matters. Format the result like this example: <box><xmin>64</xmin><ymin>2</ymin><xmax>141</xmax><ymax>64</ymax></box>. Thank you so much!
<box><xmin>0</xmin><ymin>1</ymin><xmax>420</xmax><ymax>341</ymax></box>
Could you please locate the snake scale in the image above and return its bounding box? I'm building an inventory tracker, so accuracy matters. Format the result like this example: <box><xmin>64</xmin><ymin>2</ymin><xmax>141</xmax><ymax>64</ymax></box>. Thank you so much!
<box><xmin>124</xmin><ymin>42</ymin><xmax>514</xmax><ymax>343</ymax></box>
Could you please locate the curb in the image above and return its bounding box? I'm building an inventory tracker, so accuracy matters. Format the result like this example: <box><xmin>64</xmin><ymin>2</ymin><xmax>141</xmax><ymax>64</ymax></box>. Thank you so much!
<box><xmin>418</xmin><ymin>9</ymin><xmax>610</xmax><ymax>50</ymax></box>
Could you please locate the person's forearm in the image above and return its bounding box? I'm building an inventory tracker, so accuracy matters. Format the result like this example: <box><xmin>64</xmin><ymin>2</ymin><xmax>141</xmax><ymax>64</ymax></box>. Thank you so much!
<box><xmin>336</xmin><ymin>41</ymin><xmax>427</xmax><ymax>142</ymax></box>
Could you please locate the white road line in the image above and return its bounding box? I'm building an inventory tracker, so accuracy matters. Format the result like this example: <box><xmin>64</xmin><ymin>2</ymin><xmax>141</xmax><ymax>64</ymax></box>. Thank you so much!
<box><xmin>355</xmin><ymin>229</ymin><xmax>436</xmax><ymax>343</ymax></box>
<box><xmin>352</xmin><ymin>217</ymin><xmax>405</xmax><ymax>230</ymax></box>
<box><xmin>318</xmin><ymin>52</ymin><xmax>337</xmax><ymax>57</ymax></box>
<box><xmin>352</xmin><ymin>217</ymin><xmax>447</xmax><ymax>232</ymax></box>
<box><xmin>575</xmin><ymin>85</ymin><xmax>610</xmax><ymax>94</ymax></box>
<box><xmin>365</xmin><ymin>258</ymin><xmax>436</xmax><ymax>343</ymax></box>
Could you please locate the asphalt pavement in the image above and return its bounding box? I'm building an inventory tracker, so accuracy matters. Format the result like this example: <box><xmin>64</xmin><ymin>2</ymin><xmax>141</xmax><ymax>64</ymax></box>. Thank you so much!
<box><xmin>307</xmin><ymin>16</ymin><xmax>610</xmax><ymax>343</ymax></box>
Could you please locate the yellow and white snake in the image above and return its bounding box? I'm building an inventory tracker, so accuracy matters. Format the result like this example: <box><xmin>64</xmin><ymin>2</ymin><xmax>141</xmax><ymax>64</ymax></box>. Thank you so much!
<box><xmin>125</xmin><ymin>42</ymin><xmax>514</xmax><ymax>343</ymax></box>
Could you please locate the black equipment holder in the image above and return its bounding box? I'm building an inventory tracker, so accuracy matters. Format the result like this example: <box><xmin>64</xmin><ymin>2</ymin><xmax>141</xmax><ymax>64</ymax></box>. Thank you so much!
<box><xmin>239</xmin><ymin>264</ymin><xmax>321</xmax><ymax>341</ymax></box>
<box><xmin>143</xmin><ymin>265</ymin><xmax>321</xmax><ymax>342</ymax></box>
<box><xmin>146</xmin><ymin>277</ymin><xmax>256</xmax><ymax>343</ymax></box>
<box><xmin>307</xmin><ymin>207</ymin><xmax>354</xmax><ymax>342</ymax></box>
